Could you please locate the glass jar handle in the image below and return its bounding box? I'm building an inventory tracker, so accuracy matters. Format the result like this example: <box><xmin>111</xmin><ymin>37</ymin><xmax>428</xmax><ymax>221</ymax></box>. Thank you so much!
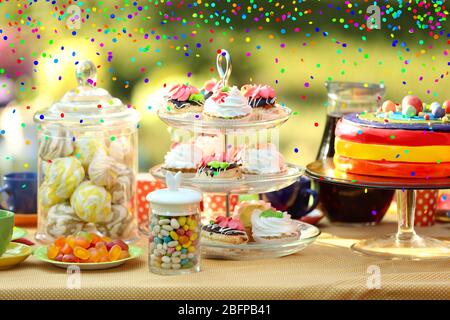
<box><xmin>76</xmin><ymin>60</ymin><xmax>97</xmax><ymax>87</ymax></box>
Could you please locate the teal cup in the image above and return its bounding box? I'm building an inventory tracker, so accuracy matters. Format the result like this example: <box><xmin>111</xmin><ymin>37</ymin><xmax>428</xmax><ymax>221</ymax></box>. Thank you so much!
<box><xmin>0</xmin><ymin>210</ymin><xmax>14</xmax><ymax>257</ymax></box>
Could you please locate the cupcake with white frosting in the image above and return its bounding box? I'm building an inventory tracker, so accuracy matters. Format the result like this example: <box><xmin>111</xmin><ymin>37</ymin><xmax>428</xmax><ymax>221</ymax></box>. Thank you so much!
<box><xmin>203</xmin><ymin>86</ymin><xmax>252</xmax><ymax>119</ymax></box>
<box><xmin>238</xmin><ymin>144</ymin><xmax>287</xmax><ymax>175</ymax></box>
<box><xmin>251</xmin><ymin>208</ymin><xmax>300</xmax><ymax>244</ymax></box>
<box><xmin>163</xmin><ymin>143</ymin><xmax>203</xmax><ymax>173</ymax></box>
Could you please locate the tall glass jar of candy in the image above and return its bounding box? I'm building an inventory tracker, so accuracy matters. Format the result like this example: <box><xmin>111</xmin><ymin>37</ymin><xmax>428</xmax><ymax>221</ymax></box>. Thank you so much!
<box><xmin>147</xmin><ymin>172</ymin><xmax>202</xmax><ymax>275</ymax></box>
<box><xmin>34</xmin><ymin>61</ymin><xmax>140</xmax><ymax>243</ymax></box>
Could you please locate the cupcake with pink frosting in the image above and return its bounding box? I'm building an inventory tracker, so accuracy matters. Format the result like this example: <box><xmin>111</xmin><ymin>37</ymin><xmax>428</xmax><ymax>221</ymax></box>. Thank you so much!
<box><xmin>201</xmin><ymin>78</ymin><xmax>224</xmax><ymax>100</ymax></box>
<box><xmin>241</xmin><ymin>84</ymin><xmax>277</xmax><ymax>110</ymax></box>
<box><xmin>167</xmin><ymin>83</ymin><xmax>205</xmax><ymax>114</ymax></box>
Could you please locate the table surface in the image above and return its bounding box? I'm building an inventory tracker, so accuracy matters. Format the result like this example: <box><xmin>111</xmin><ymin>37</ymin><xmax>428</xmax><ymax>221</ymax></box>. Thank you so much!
<box><xmin>1</xmin><ymin>213</ymin><xmax>449</xmax><ymax>300</ymax></box>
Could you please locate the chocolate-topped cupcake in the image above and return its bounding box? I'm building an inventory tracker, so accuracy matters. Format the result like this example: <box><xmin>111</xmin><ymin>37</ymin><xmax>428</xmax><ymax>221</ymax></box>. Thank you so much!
<box><xmin>241</xmin><ymin>84</ymin><xmax>277</xmax><ymax>109</ymax></box>
<box><xmin>167</xmin><ymin>83</ymin><xmax>204</xmax><ymax>114</ymax></box>
<box><xmin>201</xmin><ymin>216</ymin><xmax>248</xmax><ymax>245</ymax></box>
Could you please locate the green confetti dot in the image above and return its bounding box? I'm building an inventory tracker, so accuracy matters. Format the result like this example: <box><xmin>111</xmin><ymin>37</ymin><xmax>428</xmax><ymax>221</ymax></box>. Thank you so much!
<box><xmin>75</xmin><ymin>153</ymin><xmax>81</xmax><ymax>158</ymax></box>
<box><xmin>280</xmin><ymin>68</ymin><xmax>285</xmax><ymax>74</ymax></box>
<box><xmin>110</xmin><ymin>136</ymin><xmax>116</xmax><ymax>141</ymax></box>
<box><xmin>437</xmin><ymin>160</ymin><xmax>441</xmax><ymax>164</ymax></box>
<box><xmin>21</xmin><ymin>123</ymin><xmax>26</xmax><ymax>128</ymax></box>
<box><xmin>0</xmin><ymin>68</ymin><xmax>5</xmax><ymax>74</ymax></box>
<box><xmin>390</xmin><ymin>135</ymin><xmax>395</xmax><ymax>139</ymax></box>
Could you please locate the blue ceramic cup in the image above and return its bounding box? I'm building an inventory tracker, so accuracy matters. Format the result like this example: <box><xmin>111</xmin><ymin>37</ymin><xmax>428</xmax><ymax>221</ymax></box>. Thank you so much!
<box><xmin>261</xmin><ymin>176</ymin><xmax>319</xmax><ymax>219</ymax></box>
<box><xmin>0</xmin><ymin>172</ymin><xmax>37</xmax><ymax>214</ymax></box>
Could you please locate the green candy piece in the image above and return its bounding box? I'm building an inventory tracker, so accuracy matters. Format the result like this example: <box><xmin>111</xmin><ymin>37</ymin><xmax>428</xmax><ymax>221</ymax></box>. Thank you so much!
<box><xmin>260</xmin><ymin>209</ymin><xmax>284</xmax><ymax>219</ymax></box>
<box><xmin>221</xmin><ymin>86</ymin><xmax>231</xmax><ymax>93</ymax></box>
<box><xmin>188</xmin><ymin>93</ymin><xmax>205</xmax><ymax>104</ymax></box>
<box><xmin>207</xmin><ymin>161</ymin><xmax>230</xmax><ymax>170</ymax></box>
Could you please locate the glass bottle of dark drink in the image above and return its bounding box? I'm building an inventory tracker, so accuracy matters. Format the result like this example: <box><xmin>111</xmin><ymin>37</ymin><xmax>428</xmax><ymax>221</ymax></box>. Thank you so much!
<box><xmin>314</xmin><ymin>81</ymin><xmax>395</xmax><ymax>224</ymax></box>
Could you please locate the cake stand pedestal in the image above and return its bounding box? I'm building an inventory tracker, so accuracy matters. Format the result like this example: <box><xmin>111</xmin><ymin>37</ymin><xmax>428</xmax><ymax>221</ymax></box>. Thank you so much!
<box><xmin>306</xmin><ymin>158</ymin><xmax>450</xmax><ymax>260</ymax></box>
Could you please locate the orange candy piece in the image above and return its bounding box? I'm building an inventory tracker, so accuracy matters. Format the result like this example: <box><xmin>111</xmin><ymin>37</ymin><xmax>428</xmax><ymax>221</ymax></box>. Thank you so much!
<box><xmin>108</xmin><ymin>244</ymin><xmax>122</xmax><ymax>261</ymax></box>
<box><xmin>54</xmin><ymin>236</ymin><xmax>66</xmax><ymax>248</ymax></box>
<box><xmin>60</xmin><ymin>243</ymin><xmax>73</xmax><ymax>255</ymax></box>
<box><xmin>75</xmin><ymin>237</ymin><xmax>91</xmax><ymax>249</ymax></box>
<box><xmin>66</xmin><ymin>235</ymin><xmax>76</xmax><ymax>249</ymax></box>
<box><xmin>47</xmin><ymin>245</ymin><xmax>60</xmax><ymax>259</ymax></box>
<box><xmin>73</xmin><ymin>246</ymin><xmax>90</xmax><ymax>260</ymax></box>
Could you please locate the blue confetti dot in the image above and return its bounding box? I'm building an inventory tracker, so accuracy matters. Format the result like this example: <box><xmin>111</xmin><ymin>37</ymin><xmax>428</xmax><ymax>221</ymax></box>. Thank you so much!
<box><xmin>294</xmin><ymin>147</ymin><xmax>299</xmax><ymax>153</ymax></box>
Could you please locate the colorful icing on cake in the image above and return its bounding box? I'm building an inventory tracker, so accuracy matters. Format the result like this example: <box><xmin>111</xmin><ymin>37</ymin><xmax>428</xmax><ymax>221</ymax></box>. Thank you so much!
<box><xmin>201</xmin><ymin>216</ymin><xmax>248</xmax><ymax>245</ymax></box>
<box><xmin>334</xmin><ymin>96</ymin><xmax>450</xmax><ymax>178</ymax></box>
<box><xmin>196</xmin><ymin>153</ymin><xmax>242</xmax><ymax>179</ymax></box>
<box><xmin>167</xmin><ymin>84</ymin><xmax>204</xmax><ymax>113</ymax></box>
<box><xmin>241</xmin><ymin>84</ymin><xmax>277</xmax><ymax>109</ymax></box>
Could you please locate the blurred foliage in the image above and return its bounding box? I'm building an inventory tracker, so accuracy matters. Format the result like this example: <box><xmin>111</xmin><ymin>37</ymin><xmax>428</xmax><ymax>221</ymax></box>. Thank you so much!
<box><xmin>0</xmin><ymin>0</ymin><xmax>448</xmax><ymax>175</ymax></box>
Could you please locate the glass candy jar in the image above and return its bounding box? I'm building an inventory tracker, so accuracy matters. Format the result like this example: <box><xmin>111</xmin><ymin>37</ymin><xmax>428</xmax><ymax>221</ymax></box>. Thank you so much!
<box><xmin>34</xmin><ymin>61</ymin><xmax>140</xmax><ymax>243</ymax></box>
<box><xmin>147</xmin><ymin>172</ymin><xmax>202</xmax><ymax>275</ymax></box>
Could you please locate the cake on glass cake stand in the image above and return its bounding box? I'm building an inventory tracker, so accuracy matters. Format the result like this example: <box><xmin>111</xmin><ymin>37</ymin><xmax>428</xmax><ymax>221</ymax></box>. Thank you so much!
<box><xmin>306</xmin><ymin>158</ymin><xmax>450</xmax><ymax>260</ymax></box>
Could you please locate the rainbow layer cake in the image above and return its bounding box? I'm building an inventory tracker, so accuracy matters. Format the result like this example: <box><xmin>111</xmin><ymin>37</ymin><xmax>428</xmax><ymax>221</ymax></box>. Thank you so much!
<box><xmin>334</xmin><ymin>96</ymin><xmax>450</xmax><ymax>178</ymax></box>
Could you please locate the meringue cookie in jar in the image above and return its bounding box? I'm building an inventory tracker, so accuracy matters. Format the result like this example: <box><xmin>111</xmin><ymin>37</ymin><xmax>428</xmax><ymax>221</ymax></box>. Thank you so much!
<box><xmin>34</xmin><ymin>60</ymin><xmax>140</xmax><ymax>243</ymax></box>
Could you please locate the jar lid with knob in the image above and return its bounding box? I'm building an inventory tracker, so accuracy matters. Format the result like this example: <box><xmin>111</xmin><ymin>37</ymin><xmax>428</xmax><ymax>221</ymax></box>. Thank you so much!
<box><xmin>34</xmin><ymin>60</ymin><xmax>140</xmax><ymax>128</ymax></box>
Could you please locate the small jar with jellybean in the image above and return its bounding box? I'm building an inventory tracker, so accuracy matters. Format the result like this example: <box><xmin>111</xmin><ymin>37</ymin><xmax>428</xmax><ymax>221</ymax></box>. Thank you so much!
<box><xmin>146</xmin><ymin>172</ymin><xmax>202</xmax><ymax>275</ymax></box>
<box><xmin>149</xmin><ymin>214</ymin><xmax>200</xmax><ymax>273</ymax></box>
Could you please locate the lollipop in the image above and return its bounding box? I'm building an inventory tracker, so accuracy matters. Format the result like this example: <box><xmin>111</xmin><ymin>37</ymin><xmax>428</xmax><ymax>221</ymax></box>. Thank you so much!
<box><xmin>44</xmin><ymin>157</ymin><xmax>85</xmax><ymax>199</ymax></box>
<box><xmin>88</xmin><ymin>153</ymin><xmax>130</xmax><ymax>189</ymax></box>
<box><xmin>73</xmin><ymin>138</ymin><xmax>107</xmax><ymax>168</ymax></box>
<box><xmin>46</xmin><ymin>202</ymin><xmax>86</xmax><ymax>238</ymax></box>
<box><xmin>39</xmin><ymin>127</ymin><xmax>74</xmax><ymax>161</ymax></box>
<box><xmin>70</xmin><ymin>181</ymin><xmax>112</xmax><ymax>223</ymax></box>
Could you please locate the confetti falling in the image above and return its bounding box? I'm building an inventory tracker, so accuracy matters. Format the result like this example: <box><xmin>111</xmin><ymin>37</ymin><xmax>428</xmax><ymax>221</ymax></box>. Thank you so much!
<box><xmin>0</xmin><ymin>0</ymin><xmax>447</xmax><ymax>172</ymax></box>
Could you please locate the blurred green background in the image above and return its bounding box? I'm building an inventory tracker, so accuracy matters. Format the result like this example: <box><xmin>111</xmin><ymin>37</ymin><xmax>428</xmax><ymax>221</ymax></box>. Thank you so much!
<box><xmin>0</xmin><ymin>0</ymin><xmax>448</xmax><ymax>175</ymax></box>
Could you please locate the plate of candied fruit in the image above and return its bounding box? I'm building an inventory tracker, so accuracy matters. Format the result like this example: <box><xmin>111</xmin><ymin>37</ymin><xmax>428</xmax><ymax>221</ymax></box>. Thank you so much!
<box><xmin>33</xmin><ymin>232</ymin><xmax>142</xmax><ymax>270</ymax></box>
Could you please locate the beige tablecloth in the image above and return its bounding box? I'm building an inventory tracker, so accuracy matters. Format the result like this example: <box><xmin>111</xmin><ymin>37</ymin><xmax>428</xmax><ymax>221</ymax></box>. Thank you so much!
<box><xmin>1</xmin><ymin>213</ymin><xmax>449</xmax><ymax>300</ymax></box>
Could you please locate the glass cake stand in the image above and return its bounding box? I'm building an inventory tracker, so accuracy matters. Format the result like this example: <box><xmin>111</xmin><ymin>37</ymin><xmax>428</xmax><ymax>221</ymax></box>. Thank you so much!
<box><xmin>151</xmin><ymin>163</ymin><xmax>304</xmax><ymax>195</ymax></box>
<box><xmin>306</xmin><ymin>158</ymin><xmax>450</xmax><ymax>260</ymax></box>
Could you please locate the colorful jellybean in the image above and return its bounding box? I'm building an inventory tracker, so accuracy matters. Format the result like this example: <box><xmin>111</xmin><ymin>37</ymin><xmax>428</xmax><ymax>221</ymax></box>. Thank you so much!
<box><xmin>179</xmin><ymin>235</ymin><xmax>189</xmax><ymax>245</ymax></box>
<box><xmin>177</xmin><ymin>216</ymin><xmax>186</xmax><ymax>226</ymax></box>
<box><xmin>169</xmin><ymin>231</ymin><xmax>179</xmax><ymax>240</ymax></box>
<box><xmin>176</xmin><ymin>228</ymin><xmax>185</xmax><ymax>236</ymax></box>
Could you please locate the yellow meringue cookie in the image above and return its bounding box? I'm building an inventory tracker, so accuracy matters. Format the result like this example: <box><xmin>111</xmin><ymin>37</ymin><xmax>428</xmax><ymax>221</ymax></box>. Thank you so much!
<box><xmin>73</xmin><ymin>138</ymin><xmax>107</xmax><ymax>168</ymax></box>
<box><xmin>44</xmin><ymin>157</ymin><xmax>85</xmax><ymax>199</ymax></box>
<box><xmin>39</xmin><ymin>182</ymin><xmax>66</xmax><ymax>208</ymax></box>
<box><xmin>70</xmin><ymin>181</ymin><xmax>112</xmax><ymax>223</ymax></box>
